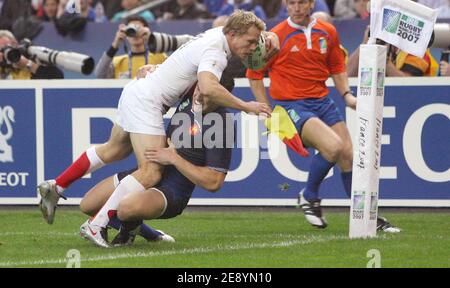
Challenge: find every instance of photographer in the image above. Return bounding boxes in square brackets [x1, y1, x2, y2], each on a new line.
[347, 26, 439, 77]
[0, 30, 63, 79]
[95, 16, 167, 79]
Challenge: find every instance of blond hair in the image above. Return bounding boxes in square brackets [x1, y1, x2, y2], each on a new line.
[223, 10, 266, 36]
[0, 30, 16, 42]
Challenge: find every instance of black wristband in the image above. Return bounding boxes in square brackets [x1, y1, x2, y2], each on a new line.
[342, 90, 354, 97]
[106, 46, 119, 58]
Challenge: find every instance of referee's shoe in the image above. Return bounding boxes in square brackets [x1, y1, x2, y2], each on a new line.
[298, 190, 328, 229]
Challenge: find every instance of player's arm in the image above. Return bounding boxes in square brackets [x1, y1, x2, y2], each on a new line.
[145, 143, 226, 192]
[246, 60, 273, 111]
[198, 71, 271, 116]
[331, 72, 357, 110]
[249, 78, 271, 107]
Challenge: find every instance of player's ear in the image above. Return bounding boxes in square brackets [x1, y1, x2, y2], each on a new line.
[167, 138, 174, 148]
[228, 29, 238, 38]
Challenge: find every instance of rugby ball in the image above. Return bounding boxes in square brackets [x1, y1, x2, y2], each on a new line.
[242, 35, 267, 70]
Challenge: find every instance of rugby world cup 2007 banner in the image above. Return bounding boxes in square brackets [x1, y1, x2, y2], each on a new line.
[0, 78, 448, 207]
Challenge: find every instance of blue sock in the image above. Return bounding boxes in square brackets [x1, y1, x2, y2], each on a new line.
[107, 216, 162, 241]
[107, 216, 121, 230]
[341, 171, 353, 198]
[303, 153, 335, 201]
[139, 224, 162, 241]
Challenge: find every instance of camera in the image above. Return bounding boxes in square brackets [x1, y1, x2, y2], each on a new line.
[3, 39, 94, 75]
[0, 45, 23, 64]
[431, 23, 450, 49]
[125, 24, 140, 37]
[24, 43, 95, 75]
[148, 32, 194, 53]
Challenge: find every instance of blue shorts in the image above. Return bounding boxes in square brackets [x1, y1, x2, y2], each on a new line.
[273, 96, 344, 135]
[154, 183, 190, 219]
[116, 166, 193, 220]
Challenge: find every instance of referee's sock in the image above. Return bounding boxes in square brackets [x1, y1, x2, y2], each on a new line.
[303, 153, 335, 201]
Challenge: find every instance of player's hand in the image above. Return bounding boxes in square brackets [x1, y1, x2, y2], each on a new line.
[262, 31, 280, 62]
[344, 93, 357, 110]
[245, 101, 272, 117]
[112, 24, 127, 49]
[144, 138, 178, 165]
[136, 64, 157, 79]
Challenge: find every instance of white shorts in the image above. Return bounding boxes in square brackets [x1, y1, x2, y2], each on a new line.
[116, 79, 166, 135]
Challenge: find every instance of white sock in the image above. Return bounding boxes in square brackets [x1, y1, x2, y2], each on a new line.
[49, 179, 65, 195]
[90, 175, 145, 228]
[113, 174, 120, 188]
[86, 146, 105, 174]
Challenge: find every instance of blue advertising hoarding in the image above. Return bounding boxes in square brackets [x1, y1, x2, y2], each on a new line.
[0, 89, 37, 200]
[0, 79, 448, 206]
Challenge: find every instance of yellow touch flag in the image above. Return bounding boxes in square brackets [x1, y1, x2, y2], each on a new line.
[264, 105, 309, 157]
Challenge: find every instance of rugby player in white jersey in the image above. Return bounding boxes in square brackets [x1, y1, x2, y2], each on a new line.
[37, 11, 273, 235]
[78, 66, 237, 247]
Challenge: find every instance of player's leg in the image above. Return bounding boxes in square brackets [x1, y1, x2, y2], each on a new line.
[38, 124, 132, 224]
[82, 134, 166, 247]
[128, 133, 166, 188]
[118, 188, 167, 221]
[47, 124, 132, 195]
[89, 133, 166, 228]
[111, 188, 175, 246]
[80, 176, 116, 217]
[79, 171, 169, 241]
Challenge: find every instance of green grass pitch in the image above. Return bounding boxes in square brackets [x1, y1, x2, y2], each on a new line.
[0, 208, 448, 268]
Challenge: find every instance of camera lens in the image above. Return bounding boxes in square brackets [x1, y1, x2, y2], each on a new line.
[125, 24, 139, 37]
[148, 32, 194, 53]
[4, 47, 21, 63]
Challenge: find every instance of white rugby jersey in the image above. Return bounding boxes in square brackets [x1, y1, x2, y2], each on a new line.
[134, 27, 232, 107]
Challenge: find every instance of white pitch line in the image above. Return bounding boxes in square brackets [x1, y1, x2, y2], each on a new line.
[0, 234, 390, 267]
[0, 232, 77, 237]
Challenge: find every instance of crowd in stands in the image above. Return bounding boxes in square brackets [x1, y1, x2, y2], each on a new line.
[0, 0, 373, 27]
[0, 0, 448, 27]
[0, 0, 448, 79]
